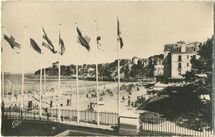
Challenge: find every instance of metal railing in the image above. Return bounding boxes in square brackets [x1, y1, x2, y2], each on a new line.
[2, 107, 213, 136]
[139, 118, 213, 136]
[2, 107, 118, 126]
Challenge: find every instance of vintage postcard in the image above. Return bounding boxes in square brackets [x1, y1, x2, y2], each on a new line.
[1, 1, 214, 136]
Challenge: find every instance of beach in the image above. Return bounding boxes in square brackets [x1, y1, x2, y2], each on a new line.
[2, 76, 147, 113]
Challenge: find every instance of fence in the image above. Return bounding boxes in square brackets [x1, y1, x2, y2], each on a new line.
[140, 118, 213, 136]
[2, 107, 213, 136]
[2, 107, 118, 126]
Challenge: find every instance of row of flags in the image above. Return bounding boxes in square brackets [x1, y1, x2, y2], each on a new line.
[3, 19, 124, 56]
[3, 18, 124, 121]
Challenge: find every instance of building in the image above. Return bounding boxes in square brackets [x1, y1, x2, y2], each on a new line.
[139, 58, 149, 67]
[147, 54, 164, 77]
[153, 55, 164, 77]
[163, 41, 201, 79]
[154, 64, 164, 77]
[132, 57, 139, 65]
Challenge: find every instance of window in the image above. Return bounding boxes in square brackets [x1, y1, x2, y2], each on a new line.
[178, 63, 181, 69]
[178, 70, 181, 75]
[178, 55, 182, 62]
[187, 63, 189, 67]
[187, 55, 189, 59]
[193, 55, 196, 59]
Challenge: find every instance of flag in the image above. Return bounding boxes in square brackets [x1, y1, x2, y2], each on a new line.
[42, 28, 57, 54]
[4, 34, 21, 49]
[59, 31, 65, 55]
[76, 27, 90, 51]
[117, 18, 124, 48]
[30, 38, 42, 54]
[42, 42, 57, 54]
[119, 37, 123, 48]
[96, 36, 102, 50]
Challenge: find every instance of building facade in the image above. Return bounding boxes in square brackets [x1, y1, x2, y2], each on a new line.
[147, 54, 164, 77]
[163, 41, 201, 79]
[154, 64, 164, 77]
[132, 57, 139, 65]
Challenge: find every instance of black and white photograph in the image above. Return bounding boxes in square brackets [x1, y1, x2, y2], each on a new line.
[1, 1, 214, 136]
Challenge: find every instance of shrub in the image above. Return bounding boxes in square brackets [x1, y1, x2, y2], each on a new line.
[63, 116, 70, 120]
[139, 112, 164, 124]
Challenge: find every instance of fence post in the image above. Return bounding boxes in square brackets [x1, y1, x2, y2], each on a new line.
[47, 112, 49, 121]
[116, 112, 118, 125]
[111, 112, 113, 125]
[1, 103, 4, 120]
[108, 112, 110, 125]
[61, 109, 63, 122]
[34, 112, 35, 120]
[85, 110, 87, 123]
[56, 108, 57, 121]
[21, 109, 23, 120]
[161, 118, 163, 135]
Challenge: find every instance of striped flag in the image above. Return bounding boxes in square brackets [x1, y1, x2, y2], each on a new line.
[42, 28, 57, 54]
[76, 27, 90, 51]
[4, 34, 21, 49]
[117, 18, 124, 48]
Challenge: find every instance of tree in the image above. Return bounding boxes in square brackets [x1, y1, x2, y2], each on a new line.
[191, 38, 212, 73]
[130, 60, 144, 78]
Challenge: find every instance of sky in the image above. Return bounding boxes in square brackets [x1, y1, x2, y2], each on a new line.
[1, 1, 213, 73]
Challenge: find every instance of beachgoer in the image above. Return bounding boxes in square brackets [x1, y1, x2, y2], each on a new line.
[128, 99, 131, 106]
[67, 99, 69, 106]
[50, 100, 53, 108]
[61, 115, 63, 121]
[128, 95, 130, 99]
[122, 96, 125, 100]
[131, 102, 134, 106]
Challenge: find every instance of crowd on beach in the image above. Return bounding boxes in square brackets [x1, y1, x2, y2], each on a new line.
[2, 79, 184, 114]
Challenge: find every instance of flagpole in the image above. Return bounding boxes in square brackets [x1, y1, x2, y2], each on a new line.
[1, 27, 5, 100]
[39, 63, 42, 117]
[58, 24, 62, 122]
[117, 18, 120, 116]
[75, 23, 80, 123]
[21, 26, 27, 111]
[75, 63, 80, 123]
[43, 68, 46, 92]
[58, 59, 61, 121]
[38, 26, 44, 118]
[21, 58, 25, 110]
[94, 20, 100, 126]
[94, 20, 100, 125]
[1, 67, 4, 99]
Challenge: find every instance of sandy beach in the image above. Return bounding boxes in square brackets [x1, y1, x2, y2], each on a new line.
[2, 77, 147, 113]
